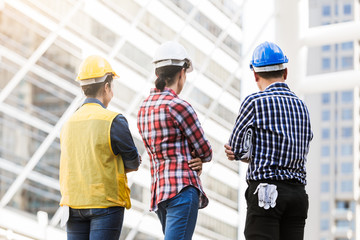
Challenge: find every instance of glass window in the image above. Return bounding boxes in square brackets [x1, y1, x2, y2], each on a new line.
[33, 0, 74, 20]
[321, 45, 331, 51]
[0, 57, 20, 90]
[341, 91, 353, 103]
[39, 39, 81, 83]
[320, 219, 330, 231]
[336, 200, 350, 210]
[335, 4, 338, 15]
[223, 35, 241, 57]
[321, 146, 330, 157]
[112, 80, 136, 106]
[340, 180, 352, 192]
[0, 7, 47, 59]
[343, 4, 352, 15]
[341, 56, 353, 69]
[321, 201, 329, 213]
[206, 60, 231, 86]
[119, 42, 152, 75]
[322, 5, 331, 16]
[180, 39, 207, 71]
[321, 181, 330, 192]
[321, 163, 330, 175]
[214, 103, 237, 125]
[8, 73, 74, 125]
[322, 93, 331, 104]
[341, 41, 353, 50]
[341, 108, 352, 120]
[341, 144, 352, 156]
[341, 162, 353, 174]
[100, 0, 141, 21]
[322, 58, 331, 70]
[336, 220, 350, 229]
[193, 12, 222, 39]
[322, 110, 330, 121]
[169, 0, 193, 14]
[197, 212, 238, 239]
[322, 128, 330, 139]
[189, 87, 213, 109]
[230, 77, 241, 94]
[341, 127, 352, 138]
[89, 18, 118, 47]
[335, 57, 338, 70]
[140, 12, 176, 40]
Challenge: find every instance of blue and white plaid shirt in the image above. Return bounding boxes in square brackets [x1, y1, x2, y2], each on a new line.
[229, 82, 313, 184]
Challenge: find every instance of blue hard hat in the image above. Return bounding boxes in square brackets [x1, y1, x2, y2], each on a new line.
[249, 41, 288, 72]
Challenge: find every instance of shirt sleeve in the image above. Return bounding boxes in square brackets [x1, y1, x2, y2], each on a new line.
[169, 100, 212, 162]
[229, 96, 254, 160]
[110, 114, 141, 170]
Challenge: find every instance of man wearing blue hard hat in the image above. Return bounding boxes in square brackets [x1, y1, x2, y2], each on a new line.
[224, 41, 313, 240]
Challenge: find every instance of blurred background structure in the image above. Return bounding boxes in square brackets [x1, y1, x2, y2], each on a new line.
[0, 0, 359, 239]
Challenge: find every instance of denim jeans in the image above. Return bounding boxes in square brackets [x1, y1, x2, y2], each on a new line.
[156, 186, 199, 240]
[67, 206, 124, 240]
[244, 180, 309, 240]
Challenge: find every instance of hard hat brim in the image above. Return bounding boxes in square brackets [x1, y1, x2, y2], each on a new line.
[154, 59, 193, 73]
[77, 73, 118, 86]
[250, 63, 287, 72]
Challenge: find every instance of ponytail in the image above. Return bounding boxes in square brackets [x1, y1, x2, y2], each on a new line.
[155, 76, 166, 91]
[155, 65, 183, 91]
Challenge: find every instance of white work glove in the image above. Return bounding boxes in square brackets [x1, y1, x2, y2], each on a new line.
[60, 205, 70, 228]
[253, 183, 278, 210]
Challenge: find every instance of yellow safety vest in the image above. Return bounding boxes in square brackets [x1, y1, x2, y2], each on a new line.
[59, 103, 131, 209]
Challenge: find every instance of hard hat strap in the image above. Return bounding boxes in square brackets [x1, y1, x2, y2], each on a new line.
[252, 63, 287, 72]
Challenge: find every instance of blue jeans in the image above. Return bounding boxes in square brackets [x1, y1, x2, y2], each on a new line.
[67, 206, 124, 240]
[156, 186, 199, 240]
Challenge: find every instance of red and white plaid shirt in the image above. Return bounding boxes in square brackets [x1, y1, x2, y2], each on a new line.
[137, 88, 212, 211]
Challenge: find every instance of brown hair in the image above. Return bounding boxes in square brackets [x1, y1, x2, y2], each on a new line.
[81, 75, 113, 97]
[256, 69, 286, 79]
[154, 62, 190, 91]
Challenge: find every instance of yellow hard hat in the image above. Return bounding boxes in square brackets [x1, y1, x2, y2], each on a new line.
[76, 55, 119, 85]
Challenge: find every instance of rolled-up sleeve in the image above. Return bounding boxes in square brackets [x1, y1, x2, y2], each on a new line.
[111, 114, 141, 170]
[229, 96, 254, 160]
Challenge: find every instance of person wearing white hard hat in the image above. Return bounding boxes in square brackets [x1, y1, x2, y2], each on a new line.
[224, 42, 313, 239]
[137, 41, 212, 240]
[59, 55, 141, 239]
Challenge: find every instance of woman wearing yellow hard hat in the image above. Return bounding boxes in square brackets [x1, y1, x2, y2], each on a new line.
[59, 55, 141, 239]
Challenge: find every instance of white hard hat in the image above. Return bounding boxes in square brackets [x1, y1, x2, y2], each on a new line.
[153, 41, 193, 72]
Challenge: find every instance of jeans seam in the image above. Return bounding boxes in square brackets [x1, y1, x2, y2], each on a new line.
[180, 188, 195, 240]
[78, 209, 86, 220]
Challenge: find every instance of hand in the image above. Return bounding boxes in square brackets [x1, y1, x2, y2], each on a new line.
[189, 151, 202, 176]
[224, 144, 235, 161]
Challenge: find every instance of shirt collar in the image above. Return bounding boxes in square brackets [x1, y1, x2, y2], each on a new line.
[83, 98, 106, 109]
[264, 82, 289, 91]
[150, 87, 178, 97]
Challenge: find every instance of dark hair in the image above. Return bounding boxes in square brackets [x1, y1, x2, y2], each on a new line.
[81, 75, 113, 97]
[155, 62, 189, 91]
[256, 69, 286, 79]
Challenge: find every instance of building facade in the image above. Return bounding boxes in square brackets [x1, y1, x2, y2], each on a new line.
[0, 0, 243, 239]
[305, 0, 360, 239]
[306, 89, 360, 240]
